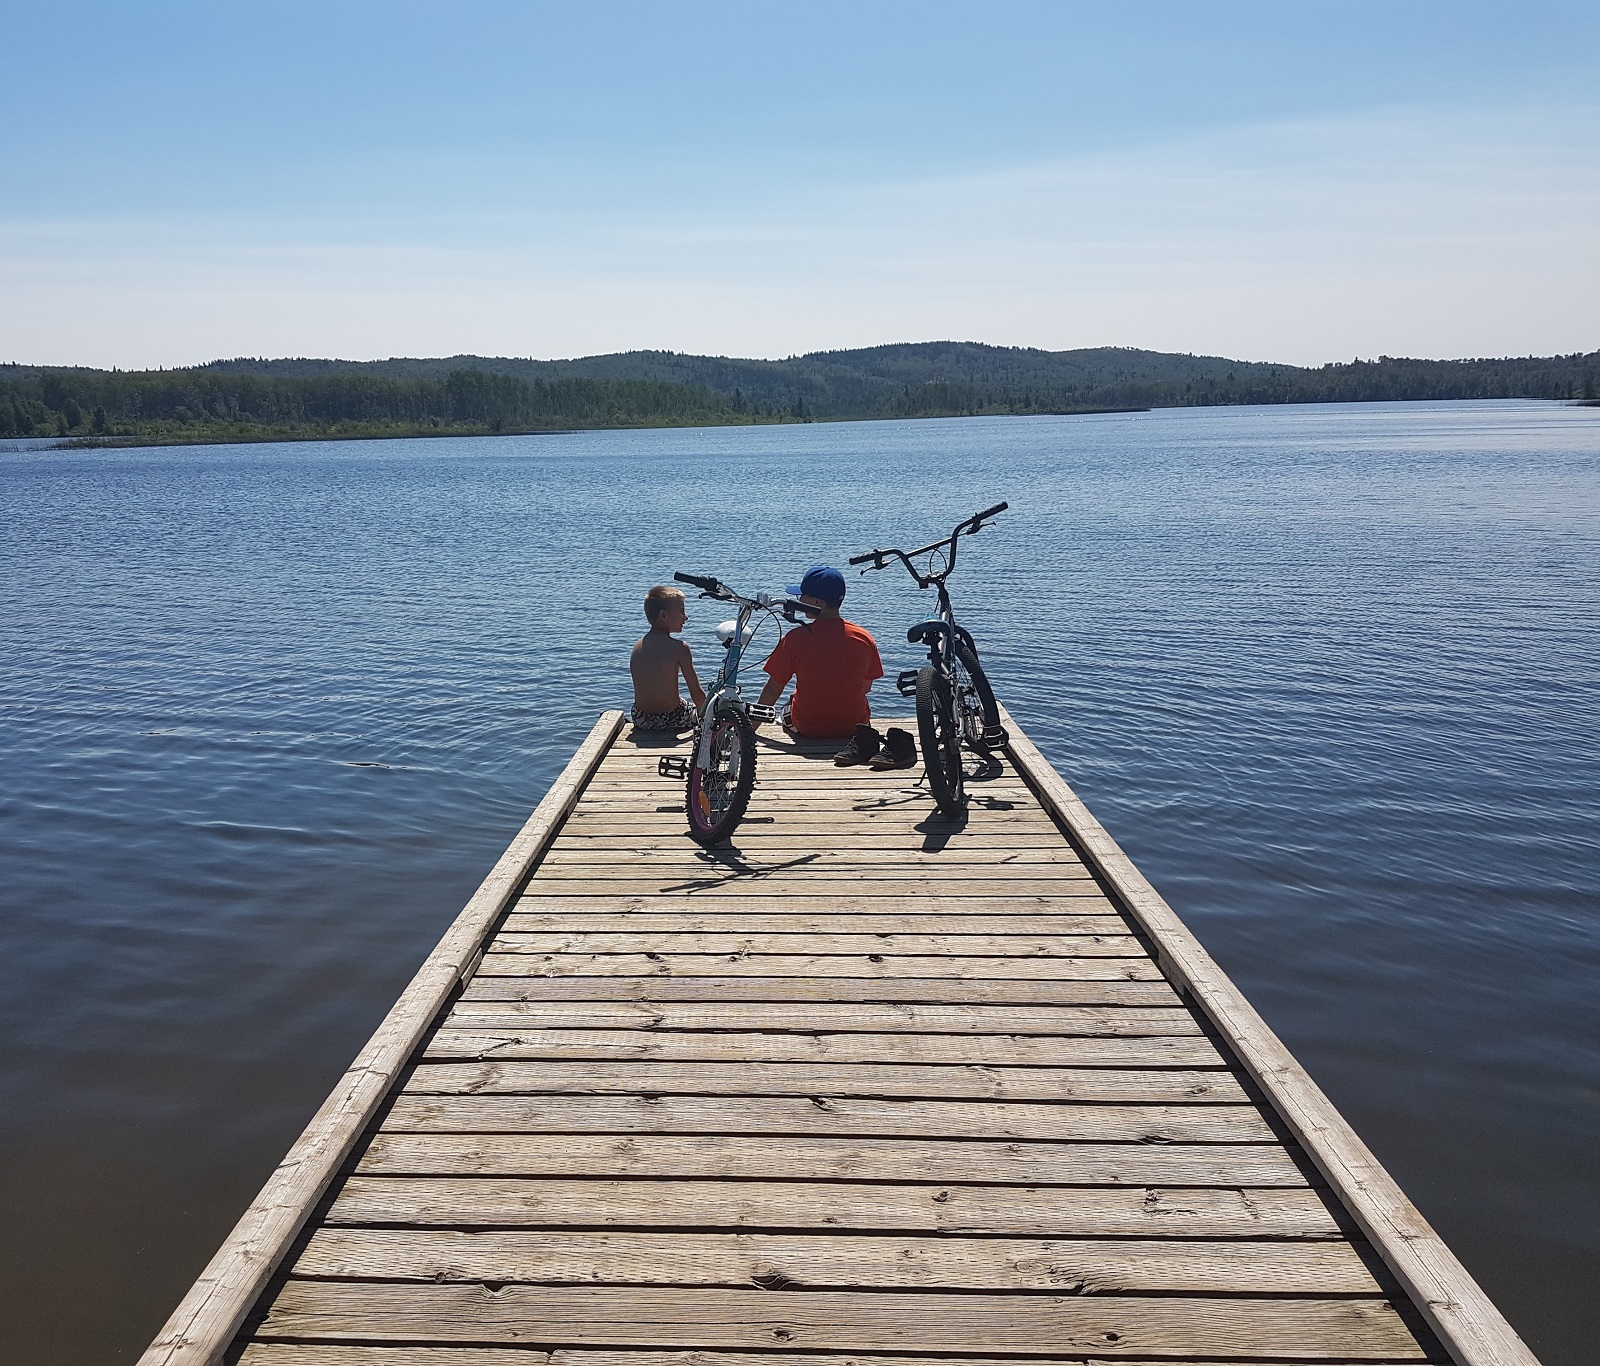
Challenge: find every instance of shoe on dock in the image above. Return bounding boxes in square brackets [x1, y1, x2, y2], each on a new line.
[868, 726, 917, 770]
[833, 723, 881, 765]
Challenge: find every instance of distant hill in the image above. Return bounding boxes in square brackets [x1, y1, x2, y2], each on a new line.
[2, 341, 1596, 445]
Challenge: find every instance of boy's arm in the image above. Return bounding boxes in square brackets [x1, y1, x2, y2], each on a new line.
[679, 643, 707, 709]
[753, 635, 793, 723]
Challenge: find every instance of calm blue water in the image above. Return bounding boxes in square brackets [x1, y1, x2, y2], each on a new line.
[2, 402, 1597, 1363]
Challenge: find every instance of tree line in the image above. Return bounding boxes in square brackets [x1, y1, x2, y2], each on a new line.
[0, 367, 753, 441]
[2, 345, 1595, 444]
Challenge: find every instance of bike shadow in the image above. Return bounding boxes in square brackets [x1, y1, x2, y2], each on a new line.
[657, 849, 823, 891]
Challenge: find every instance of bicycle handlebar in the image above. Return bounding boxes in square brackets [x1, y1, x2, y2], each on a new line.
[674, 571, 725, 596]
[849, 501, 1008, 585]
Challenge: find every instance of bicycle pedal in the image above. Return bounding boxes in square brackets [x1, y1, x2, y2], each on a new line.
[746, 702, 776, 723]
[895, 668, 920, 697]
[657, 756, 690, 780]
[982, 726, 1010, 748]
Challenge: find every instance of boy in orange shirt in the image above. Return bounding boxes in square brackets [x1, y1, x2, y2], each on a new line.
[756, 565, 912, 767]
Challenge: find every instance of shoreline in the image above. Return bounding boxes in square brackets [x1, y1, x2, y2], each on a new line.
[17, 406, 1151, 452]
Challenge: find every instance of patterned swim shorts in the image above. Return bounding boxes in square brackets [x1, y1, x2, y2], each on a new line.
[630, 703, 699, 733]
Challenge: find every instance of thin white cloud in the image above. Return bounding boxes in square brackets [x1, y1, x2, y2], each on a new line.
[2, 103, 1595, 367]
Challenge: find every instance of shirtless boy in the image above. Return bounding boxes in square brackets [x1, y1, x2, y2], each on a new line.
[630, 585, 707, 732]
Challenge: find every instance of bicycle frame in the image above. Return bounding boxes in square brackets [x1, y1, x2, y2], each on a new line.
[851, 505, 1009, 806]
[850, 502, 1005, 697]
[696, 592, 773, 765]
[658, 572, 807, 782]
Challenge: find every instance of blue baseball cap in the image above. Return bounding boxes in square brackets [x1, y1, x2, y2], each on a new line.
[787, 564, 846, 605]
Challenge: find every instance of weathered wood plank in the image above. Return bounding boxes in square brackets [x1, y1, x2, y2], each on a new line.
[563, 813, 1067, 833]
[379, 1094, 1273, 1142]
[476, 952, 1160, 981]
[457, 979, 1183, 1007]
[398, 1060, 1244, 1103]
[488, 931, 1143, 956]
[290, 1227, 1384, 1294]
[577, 784, 1033, 801]
[420, 1028, 1227, 1067]
[326, 1175, 1348, 1235]
[444, 999, 1198, 1032]
[137, 712, 630, 1366]
[1001, 706, 1534, 1366]
[527, 869, 1101, 886]
[513, 891, 1120, 911]
[253, 1283, 1429, 1358]
[355, 1134, 1312, 1185]
[558, 831, 1077, 847]
[523, 881, 1107, 900]
[499, 912, 1131, 934]
[240, 1349, 1402, 1366]
[537, 847, 1092, 866]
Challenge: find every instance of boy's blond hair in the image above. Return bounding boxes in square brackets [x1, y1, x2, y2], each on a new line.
[644, 584, 685, 624]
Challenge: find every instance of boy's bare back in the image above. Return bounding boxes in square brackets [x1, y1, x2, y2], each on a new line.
[630, 585, 707, 722]
[630, 630, 698, 712]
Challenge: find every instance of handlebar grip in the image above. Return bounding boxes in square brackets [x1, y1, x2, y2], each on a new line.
[847, 550, 878, 566]
[674, 571, 721, 593]
[972, 501, 1008, 523]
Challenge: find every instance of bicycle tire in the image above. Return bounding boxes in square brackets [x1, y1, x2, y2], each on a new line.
[952, 640, 1006, 751]
[686, 708, 757, 845]
[916, 664, 967, 814]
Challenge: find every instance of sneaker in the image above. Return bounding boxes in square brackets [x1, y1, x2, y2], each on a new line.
[868, 726, 918, 770]
[833, 723, 882, 766]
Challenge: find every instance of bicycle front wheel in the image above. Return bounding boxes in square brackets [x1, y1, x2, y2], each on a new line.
[686, 709, 757, 845]
[916, 665, 967, 815]
[952, 640, 1006, 751]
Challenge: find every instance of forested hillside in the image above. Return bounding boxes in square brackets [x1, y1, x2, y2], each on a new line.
[3, 342, 1595, 445]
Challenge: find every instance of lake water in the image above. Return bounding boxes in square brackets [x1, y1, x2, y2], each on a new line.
[2, 401, 1597, 1364]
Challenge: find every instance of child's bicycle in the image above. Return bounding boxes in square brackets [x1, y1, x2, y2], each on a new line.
[850, 502, 1009, 815]
[656, 571, 810, 846]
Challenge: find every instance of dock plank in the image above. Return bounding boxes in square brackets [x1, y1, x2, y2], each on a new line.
[396, 1060, 1244, 1101]
[355, 1134, 1313, 1185]
[445, 998, 1199, 1029]
[454, 982, 1188, 1008]
[241, 1351, 1406, 1366]
[253, 1283, 1431, 1358]
[290, 1227, 1385, 1293]
[378, 1094, 1273, 1142]
[489, 930, 1142, 954]
[475, 952, 1161, 980]
[420, 1028, 1227, 1067]
[325, 1176, 1351, 1235]
[498, 912, 1132, 933]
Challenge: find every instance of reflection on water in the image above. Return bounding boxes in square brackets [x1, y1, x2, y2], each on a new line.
[2, 401, 1597, 1363]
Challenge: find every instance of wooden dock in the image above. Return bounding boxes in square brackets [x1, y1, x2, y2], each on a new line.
[141, 709, 1537, 1366]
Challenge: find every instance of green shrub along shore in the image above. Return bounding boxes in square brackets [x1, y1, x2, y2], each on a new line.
[2, 341, 1596, 447]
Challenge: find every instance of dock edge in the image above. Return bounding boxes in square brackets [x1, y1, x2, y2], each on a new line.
[998, 702, 1539, 1366]
[136, 709, 627, 1366]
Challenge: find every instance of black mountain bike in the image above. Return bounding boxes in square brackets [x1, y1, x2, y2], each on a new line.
[850, 502, 1009, 815]
[657, 572, 810, 845]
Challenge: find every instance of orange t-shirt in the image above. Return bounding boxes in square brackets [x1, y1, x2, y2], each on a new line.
[763, 616, 884, 738]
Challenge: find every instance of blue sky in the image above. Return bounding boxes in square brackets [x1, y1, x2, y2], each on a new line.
[3, 1, 1596, 367]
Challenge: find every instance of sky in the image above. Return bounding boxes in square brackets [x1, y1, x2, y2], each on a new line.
[3, 0, 1597, 369]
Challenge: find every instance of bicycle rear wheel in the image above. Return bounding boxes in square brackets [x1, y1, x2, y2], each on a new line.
[916, 665, 967, 814]
[952, 640, 1006, 751]
[686, 709, 757, 845]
